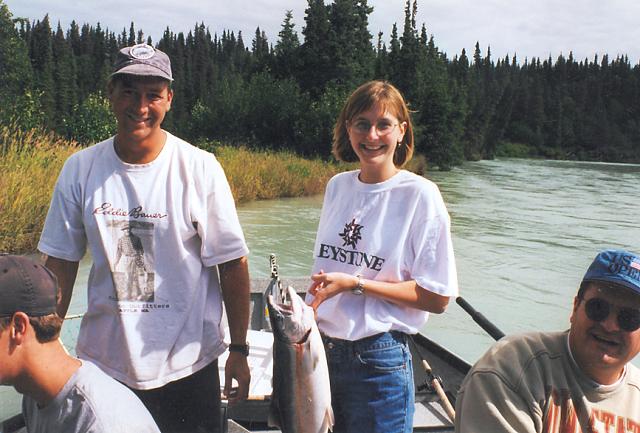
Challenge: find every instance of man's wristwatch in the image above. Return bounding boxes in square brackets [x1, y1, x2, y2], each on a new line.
[228, 342, 250, 356]
[352, 274, 365, 295]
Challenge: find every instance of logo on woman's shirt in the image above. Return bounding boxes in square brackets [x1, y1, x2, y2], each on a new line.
[317, 218, 385, 271]
[339, 218, 363, 248]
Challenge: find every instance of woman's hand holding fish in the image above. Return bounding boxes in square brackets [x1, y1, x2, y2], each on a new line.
[308, 271, 358, 310]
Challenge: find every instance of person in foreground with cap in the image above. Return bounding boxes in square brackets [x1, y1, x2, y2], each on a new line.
[0, 255, 160, 433]
[455, 249, 640, 432]
[38, 43, 251, 432]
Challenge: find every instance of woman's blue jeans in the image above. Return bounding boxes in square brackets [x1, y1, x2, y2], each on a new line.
[322, 331, 415, 433]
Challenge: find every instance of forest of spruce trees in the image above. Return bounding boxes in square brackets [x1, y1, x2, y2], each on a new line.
[1, 0, 639, 169]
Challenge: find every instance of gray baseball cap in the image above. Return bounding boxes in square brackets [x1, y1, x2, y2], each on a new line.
[111, 43, 173, 81]
[0, 255, 59, 317]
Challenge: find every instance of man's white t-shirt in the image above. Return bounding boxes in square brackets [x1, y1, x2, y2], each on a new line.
[38, 132, 249, 389]
[307, 170, 458, 340]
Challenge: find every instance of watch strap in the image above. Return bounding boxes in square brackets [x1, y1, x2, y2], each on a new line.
[228, 343, 250, 356]
[352, 274, 365, 295]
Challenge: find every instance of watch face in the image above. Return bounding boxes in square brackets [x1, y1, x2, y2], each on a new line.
[352, 275, 364, 295]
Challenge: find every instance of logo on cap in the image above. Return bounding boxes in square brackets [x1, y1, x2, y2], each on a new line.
[111, 43, 173, 81]
[583, 249, 640, 296]
[130, 44, 156, 60]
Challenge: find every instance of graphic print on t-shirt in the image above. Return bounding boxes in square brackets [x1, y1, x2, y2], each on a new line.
[109, 220, 155, 302]
[317, 217, 386, 271]
[339, 218, 363, 248]
[542, 387, 640, 433]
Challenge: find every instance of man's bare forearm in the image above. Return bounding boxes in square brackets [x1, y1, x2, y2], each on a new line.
[44, 255, 79, 319]
[219, 256, 250, 344]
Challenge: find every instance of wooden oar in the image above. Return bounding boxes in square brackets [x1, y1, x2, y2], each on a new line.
[421, 358, 456, 423]
[456, 296, 505, 341]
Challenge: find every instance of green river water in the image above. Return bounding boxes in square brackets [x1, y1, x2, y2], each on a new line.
[2, 158, 639, 419]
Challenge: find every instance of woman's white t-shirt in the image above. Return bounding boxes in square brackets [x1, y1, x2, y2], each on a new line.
[307, 169, 458, 341]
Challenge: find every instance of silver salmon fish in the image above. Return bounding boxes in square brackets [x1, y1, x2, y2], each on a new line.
[266, 284, 334, 433]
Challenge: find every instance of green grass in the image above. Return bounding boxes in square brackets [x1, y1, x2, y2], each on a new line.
[212, 145, 349, 202]
[0, 126, 78, 254]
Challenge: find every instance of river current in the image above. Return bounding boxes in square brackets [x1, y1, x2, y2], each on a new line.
[1, 158, 639, 419]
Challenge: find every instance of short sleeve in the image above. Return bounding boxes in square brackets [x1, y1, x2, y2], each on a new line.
[195, 156, 249, 267]
[410, 186, 458, 297]
[38, 158, 87, 261]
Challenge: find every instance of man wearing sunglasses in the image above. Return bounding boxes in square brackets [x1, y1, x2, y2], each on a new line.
[455, 249, 640, 433]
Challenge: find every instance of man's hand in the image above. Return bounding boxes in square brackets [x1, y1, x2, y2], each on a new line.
[223, 352, 251, 404]
[218, 256, 251, 404]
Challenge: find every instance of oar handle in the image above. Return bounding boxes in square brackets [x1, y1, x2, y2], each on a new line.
[456, 296, 505, 341]
[421, 359, 456, 423]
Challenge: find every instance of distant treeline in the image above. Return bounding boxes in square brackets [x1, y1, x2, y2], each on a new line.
[1, 0, 639, 168]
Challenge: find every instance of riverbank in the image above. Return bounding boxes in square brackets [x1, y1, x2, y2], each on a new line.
[201, 142, 346, 202]
[0, 127, 348, 254]
[1, 124, 432, 254]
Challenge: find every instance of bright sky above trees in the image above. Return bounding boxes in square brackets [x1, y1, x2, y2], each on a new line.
[5, 0, 640, 65]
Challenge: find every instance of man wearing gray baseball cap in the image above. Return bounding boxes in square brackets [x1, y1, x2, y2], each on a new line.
[455, 249, 640, 433]
[0, 255, 160, 432]
[38, 43, 251, 432]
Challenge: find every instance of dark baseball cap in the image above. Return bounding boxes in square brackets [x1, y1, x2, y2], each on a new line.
[111, 43, 173, 81]
[0, 255, 59, 317]
[582, 249, 640, 296]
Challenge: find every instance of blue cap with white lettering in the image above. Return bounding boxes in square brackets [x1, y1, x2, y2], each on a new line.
[582, 249, 640, 296]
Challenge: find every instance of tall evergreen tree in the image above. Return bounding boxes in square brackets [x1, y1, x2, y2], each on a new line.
[374, 31, 388, 78]
[127, 22, 136, 46]
[274, 10, 300, 79]
[412, 17, 462, 169]
[386, 23, 400, 80]
[298, 0, 332, 95]
[29, 15, 56, 127]
[0, 1, 33, 102]
[0, 1, 37, 132]
[251, 27, 270, 72]
[52, 22, 78, 131]
[326, 0, 374, 88]
[92, 22, 112, 92]
[394, 0, 419, 98]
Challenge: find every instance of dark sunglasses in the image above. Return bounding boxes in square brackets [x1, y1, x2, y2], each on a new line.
[583, 297, 640, 332]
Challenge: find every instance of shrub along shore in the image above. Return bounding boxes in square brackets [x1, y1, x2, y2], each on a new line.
[0, 126, 351, 254]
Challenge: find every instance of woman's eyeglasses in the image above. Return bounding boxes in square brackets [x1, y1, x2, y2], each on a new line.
[349, 120, 398, 136]
[583, 297, 640, 332]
